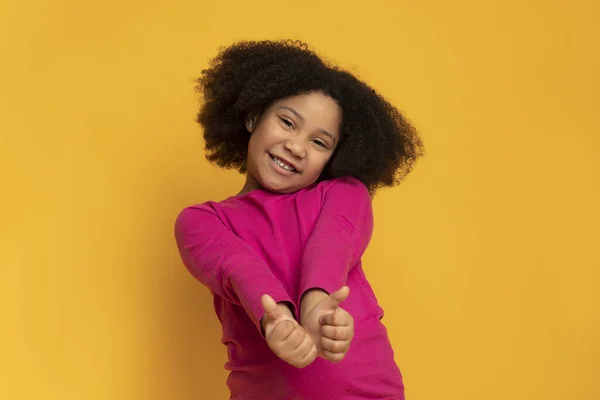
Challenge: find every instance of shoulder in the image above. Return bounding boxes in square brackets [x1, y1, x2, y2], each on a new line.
[303, 177, 371, 211]
[320, 176, 371, 201]
[175, 191, 271, 229]
[175, 201, 221, 229]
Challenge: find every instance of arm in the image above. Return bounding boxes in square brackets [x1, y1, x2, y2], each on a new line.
[296, 178, 371, 362]
[174, 204, 296, 332]
[298, 177, 374, 303]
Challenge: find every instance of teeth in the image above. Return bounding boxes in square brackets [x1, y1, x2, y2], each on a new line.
[273, 156, 296, 172]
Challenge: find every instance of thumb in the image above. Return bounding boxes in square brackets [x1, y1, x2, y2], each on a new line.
[261, 294, 281, 320]
[324, 286, 350, 310]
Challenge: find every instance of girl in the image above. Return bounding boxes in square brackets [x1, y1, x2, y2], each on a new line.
[175, 40, 424, 400]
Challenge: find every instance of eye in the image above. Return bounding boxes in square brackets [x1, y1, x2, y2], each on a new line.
[313, 139, 328, 149]
[279, 117, 294, 128]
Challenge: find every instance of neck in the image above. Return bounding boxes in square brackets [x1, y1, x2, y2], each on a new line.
[237, 174, 261, 196]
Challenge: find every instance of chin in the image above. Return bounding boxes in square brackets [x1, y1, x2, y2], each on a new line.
[262, 183, 297, 194]
[257, 177, 298, 194]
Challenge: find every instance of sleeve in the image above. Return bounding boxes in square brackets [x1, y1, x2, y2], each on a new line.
[297, 177, 374, 302]
[174, 204, 296, 332]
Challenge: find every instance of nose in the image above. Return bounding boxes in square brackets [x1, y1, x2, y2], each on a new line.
[284, 137, 307, 159]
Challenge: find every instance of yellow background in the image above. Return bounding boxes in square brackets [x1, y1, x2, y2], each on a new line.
[1, 0, 599, 399]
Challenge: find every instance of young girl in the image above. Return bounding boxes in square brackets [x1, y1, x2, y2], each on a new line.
[175, 40, 424, 400]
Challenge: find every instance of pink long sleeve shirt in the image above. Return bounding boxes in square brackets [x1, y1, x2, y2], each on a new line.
[175, 177, 404, 400]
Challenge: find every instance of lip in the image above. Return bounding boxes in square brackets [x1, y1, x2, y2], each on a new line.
[269, 153, 300, 173]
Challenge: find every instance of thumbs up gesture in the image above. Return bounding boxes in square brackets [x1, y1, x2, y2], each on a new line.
[260, 295, 318, 368]
[300, 286, 355, 363]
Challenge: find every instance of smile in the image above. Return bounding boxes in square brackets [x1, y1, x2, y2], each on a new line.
[270, 154, 297, 173]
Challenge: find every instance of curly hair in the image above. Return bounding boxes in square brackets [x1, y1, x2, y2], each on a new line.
[195, 39, 424, 194]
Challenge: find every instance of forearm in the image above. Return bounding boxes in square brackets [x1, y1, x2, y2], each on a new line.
[298, 238, 355, 299]
[297, 178, 374, 304]
[175, 205, 296, 330]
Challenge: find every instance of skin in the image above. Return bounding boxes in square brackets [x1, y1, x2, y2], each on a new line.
[243, 91, 355, 368]
[298, 287, 354, 363]
[261, 288, 355, 368]
[239, 91, 341, 196]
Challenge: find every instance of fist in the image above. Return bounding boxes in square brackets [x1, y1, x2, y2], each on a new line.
[300, 286, 355, 363]
[261, 294, 318, 368]
[318, 306, 354, 363]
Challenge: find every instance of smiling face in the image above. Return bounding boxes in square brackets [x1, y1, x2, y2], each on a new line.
[241, 91, 342, 194]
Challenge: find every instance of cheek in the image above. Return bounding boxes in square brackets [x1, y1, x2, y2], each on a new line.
[249, 125, 278, 151]
[247, 133, 265, 160]
[244, 139, 261, 175]
[307, 154, 333, 177]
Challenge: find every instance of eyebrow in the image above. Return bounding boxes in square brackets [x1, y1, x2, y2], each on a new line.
[277, 106, 337, 143]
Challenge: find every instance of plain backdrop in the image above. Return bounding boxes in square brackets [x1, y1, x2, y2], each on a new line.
[1, 0, 599, 399]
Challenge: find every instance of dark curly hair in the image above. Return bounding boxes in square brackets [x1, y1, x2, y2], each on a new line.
[195, 39, 424, 194]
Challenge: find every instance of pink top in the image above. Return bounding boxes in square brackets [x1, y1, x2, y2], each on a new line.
[175, 177, 404, 400]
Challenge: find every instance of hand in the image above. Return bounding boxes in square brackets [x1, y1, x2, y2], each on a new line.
[261, 294, 318, 368]
[300, 286, 354, 363]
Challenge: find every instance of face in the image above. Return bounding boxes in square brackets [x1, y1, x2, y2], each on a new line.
[244, 91, 342, 194]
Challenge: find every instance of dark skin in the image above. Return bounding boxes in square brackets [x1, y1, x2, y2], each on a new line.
[242, 91, 354, 367]
[196, 39, 424, 368]
[238, 92, 342, 196]
[261, 287, 354, 367]
[260, 295, 317, 368]
[196, 39, 425, 196]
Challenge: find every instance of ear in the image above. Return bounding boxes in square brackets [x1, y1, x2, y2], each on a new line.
[245, 116, 257, 133]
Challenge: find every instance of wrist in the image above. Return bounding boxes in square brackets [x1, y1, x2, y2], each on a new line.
[300, 288, 328, 322]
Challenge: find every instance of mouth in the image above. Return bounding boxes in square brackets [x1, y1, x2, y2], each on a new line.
[269, 154, 299, 173]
